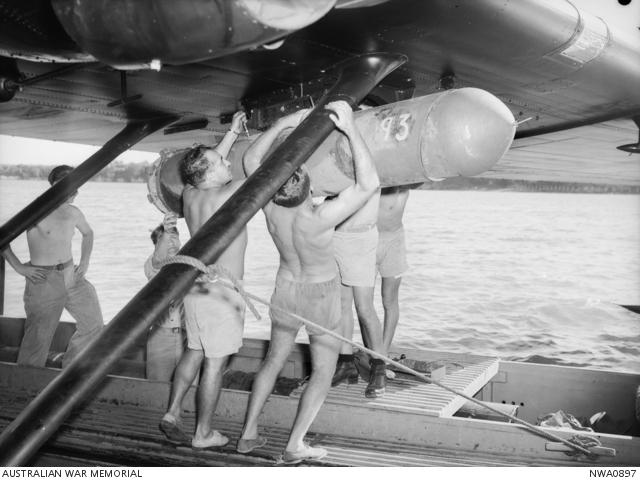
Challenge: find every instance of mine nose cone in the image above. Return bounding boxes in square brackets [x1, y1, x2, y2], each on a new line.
[240, 0, 337, 30]
[422, 88, 516, 179]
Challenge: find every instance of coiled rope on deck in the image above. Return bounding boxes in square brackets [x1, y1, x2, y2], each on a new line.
[159, 254, 601, 459]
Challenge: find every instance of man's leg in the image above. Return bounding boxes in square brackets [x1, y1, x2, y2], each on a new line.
[331, 286, 359, 386]
[192, 355, 229, 447]
[240, 325, 296, 442]
[338, 285, 355, 354]
[166, 348, 203, 418]
[352, 286, 386, 397]
[64, 274, 104, 366]
[352, 286, 383, 353]
[286, 333, 341, 452]
[147, 326, 182, 382]
[159, 347, 203, 442]
[19, 274, 65, 367]
[381, 276, 402, 353]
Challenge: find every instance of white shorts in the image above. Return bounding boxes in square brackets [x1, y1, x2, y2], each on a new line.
[333, 225, 378, 287]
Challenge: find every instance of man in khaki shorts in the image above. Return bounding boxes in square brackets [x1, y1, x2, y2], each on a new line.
[332, 190, 389, 399]
[238, 101, 379, 463]
[377, 185, 414, 352]
[159, 111, 248, 449]
[333, 184, 417, 387]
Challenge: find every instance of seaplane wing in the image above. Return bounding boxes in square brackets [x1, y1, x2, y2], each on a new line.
[481, 119, 640, 185]
[0, 0, 639, 184]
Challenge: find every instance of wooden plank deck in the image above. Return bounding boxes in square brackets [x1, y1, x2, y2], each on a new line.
[2, 346, 638, 467]
[2, 360, 638, 466]
[0, 386, 588, 467]
[303, 355, 499, 417]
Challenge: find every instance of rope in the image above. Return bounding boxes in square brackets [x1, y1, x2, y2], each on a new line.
[159, 254, 598, 458]
[564, 435, 602, 459]
[157, 255, 261, 320]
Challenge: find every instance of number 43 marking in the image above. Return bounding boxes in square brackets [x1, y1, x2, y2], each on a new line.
[380, 113, 411, 142]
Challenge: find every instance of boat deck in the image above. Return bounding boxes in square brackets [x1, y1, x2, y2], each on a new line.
[310, 351, 499, 417]
[0, 385, 587, 467]
[0, 346, 614, 467]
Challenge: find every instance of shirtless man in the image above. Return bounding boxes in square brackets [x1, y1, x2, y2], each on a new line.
[1, 165, 103, 367]
[334, 185, 416, 383]
[159, 111, 247, 449]
[237, 101, 379, 464]
[377, 185, 415, 352]
[332, 187, 385, 397]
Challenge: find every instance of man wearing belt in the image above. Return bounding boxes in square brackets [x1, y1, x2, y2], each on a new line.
[1, 165, 104, 368]
[144, 213, 185, 381]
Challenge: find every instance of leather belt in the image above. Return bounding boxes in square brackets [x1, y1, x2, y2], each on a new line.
[32, 259, 73, 271]
[158, 326, 182, 333]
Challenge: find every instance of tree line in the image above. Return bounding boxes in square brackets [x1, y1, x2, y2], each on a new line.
[0, 162, 151, 183]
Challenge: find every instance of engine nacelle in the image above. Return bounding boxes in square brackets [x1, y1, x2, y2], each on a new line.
[50, 0, 337, 68]
[148, 88, 515, 215]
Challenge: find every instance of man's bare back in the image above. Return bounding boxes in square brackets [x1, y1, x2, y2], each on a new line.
[264, 199, 336, 283]
[238, 101, 380, 459]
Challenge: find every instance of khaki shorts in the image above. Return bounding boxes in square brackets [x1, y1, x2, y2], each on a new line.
[333, 225, 378, 287]
[183, 282, 245, 358]
[269, 275, 341, 337]
[376, 227, 409, 278]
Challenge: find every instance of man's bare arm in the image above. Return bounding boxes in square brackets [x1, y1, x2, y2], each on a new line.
[243, 109, 309, 177]
[1, 246, 46, 282]
[151, 214, 181, 269]
[215, 111, 247, 158]
[74, 208, 93, 277]
[314, 101, 380, 230]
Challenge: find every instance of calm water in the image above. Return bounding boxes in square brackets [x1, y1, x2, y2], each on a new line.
[1, 179, 638, 372]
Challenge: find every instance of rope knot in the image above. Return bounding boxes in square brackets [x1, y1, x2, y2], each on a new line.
[158, 255, 261, 320]
[565, 434, 602, 459]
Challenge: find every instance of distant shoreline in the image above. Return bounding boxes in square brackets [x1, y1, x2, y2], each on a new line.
[1, 163, 639, 194]
[419, 177, 640, 194]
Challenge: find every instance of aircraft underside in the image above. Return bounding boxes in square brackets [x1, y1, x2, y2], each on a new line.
[0, 0, 639, 465]
[0, 0, 639, 144]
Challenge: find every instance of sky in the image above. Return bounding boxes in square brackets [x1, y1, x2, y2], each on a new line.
[0, 134, 156, 166]
[0, 0, 638, 167]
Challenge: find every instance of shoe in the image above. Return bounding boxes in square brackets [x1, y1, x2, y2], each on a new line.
[365, 360, 387, 398]
[236, 436, 267, 454]
[192, 430, 229, 449]
[331, 361, 359, 387]
[159, 413, 191, 444]
[283, 444, 328, 465]
[353, 352, 371, 380]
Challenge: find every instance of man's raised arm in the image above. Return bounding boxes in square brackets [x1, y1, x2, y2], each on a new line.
[243, 109, 309, 177]
[215, 111, 247, 158]
[314, 101, 380, 229]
